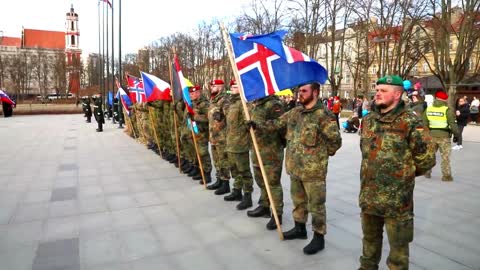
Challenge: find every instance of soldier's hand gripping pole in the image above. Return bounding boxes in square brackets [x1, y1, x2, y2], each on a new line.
[189, 118, 207, 189]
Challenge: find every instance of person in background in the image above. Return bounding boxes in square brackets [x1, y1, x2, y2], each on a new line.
[332, 97, 342, 128]
[469, 97, 479, 124]
[423, 91, 459, 181]
[453, 97, 469, 150]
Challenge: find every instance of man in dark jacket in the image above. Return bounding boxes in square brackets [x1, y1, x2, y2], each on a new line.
[453, 97, 469, 150]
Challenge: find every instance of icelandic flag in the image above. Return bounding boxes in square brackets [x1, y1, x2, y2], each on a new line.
[116, 87, 133, 117]
[126, 74, 146, 104]
[0, 89, 15, 106]
[173, 55, 194, 115]
[140, 71, 172, 102]
[229, 30, 328, 102]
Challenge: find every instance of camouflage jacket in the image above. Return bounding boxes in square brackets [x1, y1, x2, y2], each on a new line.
[263, 100, 341, 181]
[360, 100, 436, 218]
[191, 96, 209, 141]
[250, 95, 285, 166]
[174, 100, 186, 125]
[208, 91, 229, 145]
[226, 94, 250, 153]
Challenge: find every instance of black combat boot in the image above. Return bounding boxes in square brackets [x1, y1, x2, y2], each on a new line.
[236, 192, 253, 210]
[224, 188, 242, 201]
[266, 214, 282, 230]
[247, 206, 271, 218]
[198, 173, 211, 184]
[167, 154, 177, 163]
[215, 181, 230, 195]
[303, 232, 325, 255]
[207, 178, 222, 190]
[188, 166, 199, 177]
[180, 160, 190, 172]
[283, 221, 307, 240]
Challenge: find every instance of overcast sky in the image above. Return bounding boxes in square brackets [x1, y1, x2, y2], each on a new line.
[0, 0, 250, 57]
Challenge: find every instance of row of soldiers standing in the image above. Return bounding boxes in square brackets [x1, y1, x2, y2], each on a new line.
[124, 78, 341, 256]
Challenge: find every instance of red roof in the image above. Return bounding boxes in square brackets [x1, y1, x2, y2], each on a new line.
[0, 36, 22, 47]
[23, 29, 65, 49]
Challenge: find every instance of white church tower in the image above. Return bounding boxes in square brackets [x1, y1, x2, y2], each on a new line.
[65, 4, 81, 95]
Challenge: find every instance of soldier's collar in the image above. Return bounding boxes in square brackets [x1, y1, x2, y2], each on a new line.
[301, 100, 324, 113]
[374, 100, 406, 122]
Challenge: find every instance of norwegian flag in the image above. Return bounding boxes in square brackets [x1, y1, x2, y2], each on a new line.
[0, 89, 15, 106]
[230, 30, 328, 102]
[126, 74, 146, 104]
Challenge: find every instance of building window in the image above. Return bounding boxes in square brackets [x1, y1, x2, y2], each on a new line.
[423, 63, 429, 72]
[372, 65, 377, 75]
[71, 36, 75, 46]
[71, 21, 74, 31]
[345, 73, 351, 84]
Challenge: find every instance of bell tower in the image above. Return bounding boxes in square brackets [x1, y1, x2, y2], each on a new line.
[65, 4, 81, 96]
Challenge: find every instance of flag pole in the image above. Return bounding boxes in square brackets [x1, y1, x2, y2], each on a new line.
[117, 0, 124, 128]
[172, 49, 207, 188]
[190, 123, 207, 188]
[168, 52, 182, 172]
[97, 1, 101, 99]
[148, 106, 163, 158]
[111, 0, 115, 124]
[221, 24, 283, 240]
[106, 2, 110, 111]
[124, 72, 138, 139]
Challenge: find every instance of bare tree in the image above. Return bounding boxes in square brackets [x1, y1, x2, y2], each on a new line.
[414, 0, 480, 104]
[236, 0, 287, 34]
[53, 51, 66, 97]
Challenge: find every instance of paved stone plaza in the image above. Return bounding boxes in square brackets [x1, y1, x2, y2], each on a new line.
[0, 114, 479, 270]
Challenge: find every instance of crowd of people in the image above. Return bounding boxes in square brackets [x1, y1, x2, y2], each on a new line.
[79, 74, 472, 269]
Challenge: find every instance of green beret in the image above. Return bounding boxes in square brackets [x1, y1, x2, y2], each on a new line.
[376, 75, 403, 86]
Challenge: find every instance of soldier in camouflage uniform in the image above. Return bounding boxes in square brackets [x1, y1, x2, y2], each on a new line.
[162, 100, 178, 163]
[135, 103, 151, 146]
[246, 95, 285, 231]
[206, 79, 231, 195]
[149, 100, 163, 155]
[250, 82, 341, 255]
[176, 99, 197, 177]
[359, 75, 436, 270]
[189, 85, 212, 183]
[224, 80, 254, 210]
[423, 91, 459, 181]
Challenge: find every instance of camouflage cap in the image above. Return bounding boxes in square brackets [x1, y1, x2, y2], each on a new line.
[376, 75, 403, 87]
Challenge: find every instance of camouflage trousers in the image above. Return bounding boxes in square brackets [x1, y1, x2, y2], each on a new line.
[211, 144, 231, 181]
[180, 128, 195, 163]
[359, 213, 413, 270]
[228, 152, 254, 193]
[253, 164, 284, 215]
[290, 176, 326, 234]
[195, 138, 212, 173]
[425, 137, 452, 181]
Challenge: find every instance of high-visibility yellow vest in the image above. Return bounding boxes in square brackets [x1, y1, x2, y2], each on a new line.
[426, 106, 448, 129]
